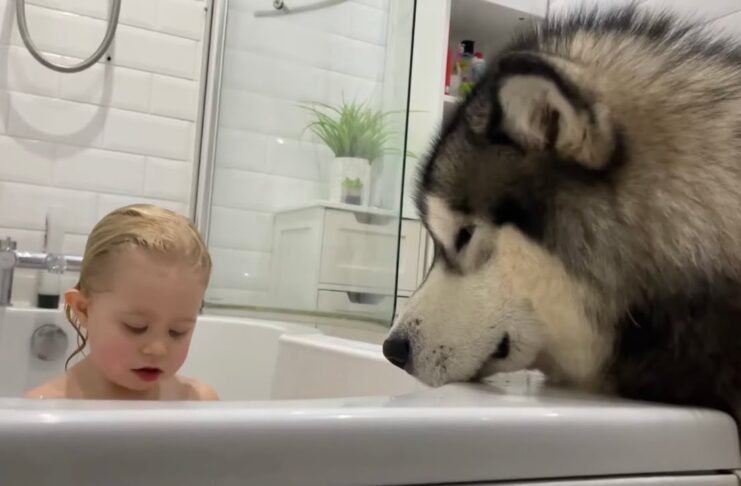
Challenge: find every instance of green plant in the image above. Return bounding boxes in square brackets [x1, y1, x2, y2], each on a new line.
[341, 177, 363, 189]
[299, 100, 413, 162]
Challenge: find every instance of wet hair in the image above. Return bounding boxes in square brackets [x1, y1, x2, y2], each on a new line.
[65, 204, 212, 369]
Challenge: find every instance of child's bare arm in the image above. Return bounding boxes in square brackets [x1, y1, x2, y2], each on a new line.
[194, 381, 220, 401]
[23, 378, 66, 399]
[180, 377, 220, 401]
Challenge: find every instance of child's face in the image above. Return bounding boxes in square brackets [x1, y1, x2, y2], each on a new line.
[71, 249, 207, 392]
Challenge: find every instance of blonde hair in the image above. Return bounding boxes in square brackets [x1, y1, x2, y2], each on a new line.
[65, 204, 212, 369]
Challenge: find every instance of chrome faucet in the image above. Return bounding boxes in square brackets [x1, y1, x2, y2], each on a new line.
[0, 237, 82, 307]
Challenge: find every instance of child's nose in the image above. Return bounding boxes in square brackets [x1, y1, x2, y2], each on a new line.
[141, 340, 167, 357]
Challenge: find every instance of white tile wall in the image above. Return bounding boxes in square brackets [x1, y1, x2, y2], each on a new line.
[276, 0, 388, 45]
[208, 247, 271, 292]
[225, 9, 386, 81]
[207, 0, 393, 305]
[212, 169, 324, 213]
[0, 0, 207, 305]
[0, 182, 98, 234]
[3, 46, 61, 97]
[7, 92, 105, 146]
[209, 206, 274, 252]
[144, 157, 193, 201]
[4, 0, 733, 311]
[157, 0, 207, 40]
[0, 135, 54, 185]
[151, 75, 199, 121]
[0, 91, 8, 133]
[220, 48, 381, 108]
[217, 88, 322, 139]
[96, 193, 187, 221]
[25, 0, 205, 39]
[7, 3, 204, 79]
[102, 108, 194, 160]
[8, 4, 109, 60]
[114, 25, 201, 79]
[54, 147, 147, 195]
[59, 62, 152, 113]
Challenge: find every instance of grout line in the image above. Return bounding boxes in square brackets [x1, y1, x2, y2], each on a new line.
[22, 2, 205, 43]
[0, 179, 189, 206]
[3, 74, 198, 123]
[1, 92, 197, 163]
[223, 44, 385, 83]
[5, 16, 201, 81]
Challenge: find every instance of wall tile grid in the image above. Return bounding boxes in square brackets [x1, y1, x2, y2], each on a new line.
[206, 0, 391, 305]
[207, 0, 737, 305]
[0, 0, 208, 303]
[2, 0, 735, 307]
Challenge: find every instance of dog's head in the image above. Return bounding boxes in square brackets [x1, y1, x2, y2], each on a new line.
[384, 52, 621, 387]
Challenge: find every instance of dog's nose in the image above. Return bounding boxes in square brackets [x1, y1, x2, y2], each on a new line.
[383, 336, 410, 369]
[492, 333, 510, 359]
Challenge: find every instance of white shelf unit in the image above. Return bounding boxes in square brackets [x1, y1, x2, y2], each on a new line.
[443, 0, 546, 123]
[402, 1, 547, 277]
[269, 203, 425, 322]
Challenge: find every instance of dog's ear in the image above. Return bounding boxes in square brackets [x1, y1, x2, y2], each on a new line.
[470, 54, 617, 170]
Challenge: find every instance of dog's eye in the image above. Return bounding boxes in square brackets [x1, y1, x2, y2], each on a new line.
[455, 226, 475, 252]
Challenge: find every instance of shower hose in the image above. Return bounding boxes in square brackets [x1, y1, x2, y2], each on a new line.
[15, 0, 121, 73]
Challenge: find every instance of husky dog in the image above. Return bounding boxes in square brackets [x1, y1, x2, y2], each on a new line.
[384, 4, 741, 420]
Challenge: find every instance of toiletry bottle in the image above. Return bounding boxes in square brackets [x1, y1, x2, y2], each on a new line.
[459, 40, 475, 81]
[37, 206, 66, 309]
[449, 42, 462, 97]
[458, 40, 476, 97]
[445, 46, 453, 95]
[472, 51, 486, 83]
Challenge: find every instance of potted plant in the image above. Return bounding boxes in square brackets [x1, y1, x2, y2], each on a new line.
[299, 100, 400, 206]
[341, 178, 364, 205]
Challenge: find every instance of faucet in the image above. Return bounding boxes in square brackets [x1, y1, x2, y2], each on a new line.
[0, 237, 82, 307]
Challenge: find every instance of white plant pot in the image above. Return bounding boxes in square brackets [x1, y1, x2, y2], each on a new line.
[329, 157, 371, 206]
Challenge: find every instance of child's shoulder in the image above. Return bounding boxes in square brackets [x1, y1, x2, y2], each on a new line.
[23, 375, 68, 399]
[173, 375, 220, 401]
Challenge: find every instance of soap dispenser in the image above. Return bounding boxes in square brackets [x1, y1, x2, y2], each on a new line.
[37, 205, 66, 309]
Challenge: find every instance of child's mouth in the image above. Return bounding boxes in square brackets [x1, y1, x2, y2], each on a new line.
[132, 367, 163, 382]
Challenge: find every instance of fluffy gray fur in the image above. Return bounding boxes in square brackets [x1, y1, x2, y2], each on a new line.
[386, 3, 741, 423]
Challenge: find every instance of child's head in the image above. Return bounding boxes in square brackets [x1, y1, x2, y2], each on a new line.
[65, 204, 212, 392]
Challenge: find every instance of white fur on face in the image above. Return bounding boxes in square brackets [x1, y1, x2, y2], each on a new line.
[390, 196, 611, 388]
[425, 196, 463, 253]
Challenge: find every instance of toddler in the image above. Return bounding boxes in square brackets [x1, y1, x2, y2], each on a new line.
[25, 204, 219, 400]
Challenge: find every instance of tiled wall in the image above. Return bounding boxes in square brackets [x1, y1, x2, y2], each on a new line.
[0, 0, 208, 302]
[5, 0, 737, 308]
[206, 0, 394, 306]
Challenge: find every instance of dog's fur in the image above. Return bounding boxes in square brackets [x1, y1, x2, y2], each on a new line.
[386, 4, 741, 420]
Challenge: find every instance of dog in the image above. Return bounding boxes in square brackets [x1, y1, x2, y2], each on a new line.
[383, 3, 741, 422]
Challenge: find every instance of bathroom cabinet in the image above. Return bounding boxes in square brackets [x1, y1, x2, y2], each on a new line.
[270, 202, 425, 321]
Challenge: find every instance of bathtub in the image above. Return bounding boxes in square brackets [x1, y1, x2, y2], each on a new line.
[0, 307, 739, 485]
[0, 307, 424, 400]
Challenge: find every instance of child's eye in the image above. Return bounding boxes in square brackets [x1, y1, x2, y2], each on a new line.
[169, 329, 189, 338]
[123, 323, 147, 334]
